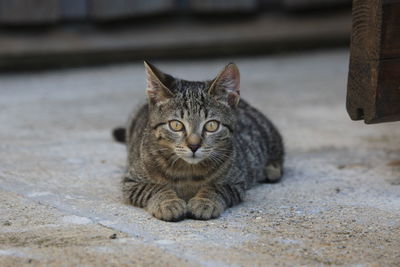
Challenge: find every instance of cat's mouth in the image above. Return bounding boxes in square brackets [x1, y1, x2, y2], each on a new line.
[174, 147, 208, 165]
[180, 153, 204, 165]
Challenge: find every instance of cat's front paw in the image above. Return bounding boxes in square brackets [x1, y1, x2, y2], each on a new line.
[148, 198, 187, 222]
[187, 197, 224, 220]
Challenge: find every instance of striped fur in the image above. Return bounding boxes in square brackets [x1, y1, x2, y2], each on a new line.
[119, 62, 284, 221]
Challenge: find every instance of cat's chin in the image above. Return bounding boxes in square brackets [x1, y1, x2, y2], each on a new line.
[181, 156, 204, 165]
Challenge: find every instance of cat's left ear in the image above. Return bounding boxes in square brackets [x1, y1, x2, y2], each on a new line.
[208, 63, 240, 107]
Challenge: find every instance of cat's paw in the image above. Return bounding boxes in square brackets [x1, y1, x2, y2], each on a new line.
[187, 197, 224, 220]
[148, 198, 187, 222]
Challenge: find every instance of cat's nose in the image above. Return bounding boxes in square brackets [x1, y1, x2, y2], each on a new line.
[187, 134, 201, 153]
[188, 144, 200, 153]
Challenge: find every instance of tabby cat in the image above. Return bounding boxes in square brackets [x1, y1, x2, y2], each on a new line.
[114, 62, 284, 221]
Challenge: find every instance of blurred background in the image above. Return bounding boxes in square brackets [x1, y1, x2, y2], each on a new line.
[0, 0, 352, 70]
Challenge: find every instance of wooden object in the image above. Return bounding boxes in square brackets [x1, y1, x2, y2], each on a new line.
[347, 0, 400, 123]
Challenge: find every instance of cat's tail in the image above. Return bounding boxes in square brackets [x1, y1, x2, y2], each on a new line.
[112, 127, 126, 143]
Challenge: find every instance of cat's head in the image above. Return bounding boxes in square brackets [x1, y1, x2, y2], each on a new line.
[144, 61, 240, 165]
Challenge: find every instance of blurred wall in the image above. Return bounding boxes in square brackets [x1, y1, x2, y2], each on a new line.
[0, 0, 351, 24]
[0, 0, 351, 70]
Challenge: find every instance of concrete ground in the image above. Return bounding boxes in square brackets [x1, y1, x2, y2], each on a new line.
[0, 49, 399, 267]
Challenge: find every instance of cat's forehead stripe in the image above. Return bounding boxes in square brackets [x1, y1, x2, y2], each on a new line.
[170, 79, 211, 120]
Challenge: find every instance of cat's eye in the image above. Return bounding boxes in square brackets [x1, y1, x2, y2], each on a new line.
[204, 120, 220, 132]
[169, 120, 184, 132]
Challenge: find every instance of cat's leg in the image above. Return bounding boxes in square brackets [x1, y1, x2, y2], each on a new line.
[187, 183, 245, 220]
[122, 175, 186, 222]
[264, 160, 283, 183]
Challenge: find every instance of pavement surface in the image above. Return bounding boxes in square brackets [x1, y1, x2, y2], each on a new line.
[1, 49, 399, 266]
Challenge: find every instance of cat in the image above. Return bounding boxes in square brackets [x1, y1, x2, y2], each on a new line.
[114, 61, 284, 222]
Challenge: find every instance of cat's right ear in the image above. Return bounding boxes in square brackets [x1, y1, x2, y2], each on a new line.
[144, 61, 174, 105]
[208, 63, 240, 108]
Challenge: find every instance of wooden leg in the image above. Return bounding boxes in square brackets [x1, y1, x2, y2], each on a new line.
[347, 0, 400, 124]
